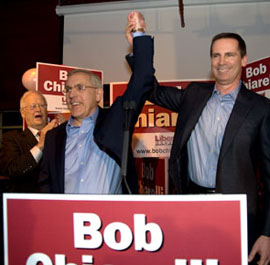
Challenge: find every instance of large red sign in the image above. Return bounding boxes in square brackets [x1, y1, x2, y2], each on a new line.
[3, 194, 247, 265]
[242, 56, 270, 94]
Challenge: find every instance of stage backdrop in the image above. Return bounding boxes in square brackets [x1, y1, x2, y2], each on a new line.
[58, 0, 270, 85]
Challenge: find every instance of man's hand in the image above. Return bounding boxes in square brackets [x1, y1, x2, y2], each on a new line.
[248, 235, 270, 265]
[125, 11, 146, 46]
[125, 21, 135, 46]
[37, 115, 65, 151]
[54, 113, 66, 126]
[128, 11, 145, 31]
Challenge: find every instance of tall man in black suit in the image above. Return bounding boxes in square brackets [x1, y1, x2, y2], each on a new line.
[126, 11, 270, 265]
[0, 90, 63, 192]
[39, 35, 154, 194]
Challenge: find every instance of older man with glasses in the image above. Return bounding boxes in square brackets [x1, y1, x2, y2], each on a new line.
[0, 90, 64, 193]
[39, 31, 154, 195]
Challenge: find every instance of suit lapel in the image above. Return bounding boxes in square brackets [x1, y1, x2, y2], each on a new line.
[218, 85, 254, 162]
[22, 128, 38, 147]
[171, 83, 214, 160]
[180, 85, 214, 149]
[55, 123, 67, 192]
[94, 107, 105, 128]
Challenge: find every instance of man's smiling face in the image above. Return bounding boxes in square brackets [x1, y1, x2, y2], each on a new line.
[211, 38, 247, 93]
[65, 72, 103, 126]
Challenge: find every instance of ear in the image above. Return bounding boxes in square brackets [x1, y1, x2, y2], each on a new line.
[96, 88, 104, 103]
[241, 54, 248, 67]
[20, 109, 25, 120]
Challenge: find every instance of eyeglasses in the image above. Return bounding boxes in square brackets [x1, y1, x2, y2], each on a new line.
[22, 103, 47, 111]
[63, 84, 98, 94]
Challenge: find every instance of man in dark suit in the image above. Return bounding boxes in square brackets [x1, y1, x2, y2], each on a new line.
[126, 12, 270, 265]
[39, 35, 154, 195]
[0, 90, 62, 192]
[0, 90, 64, 264]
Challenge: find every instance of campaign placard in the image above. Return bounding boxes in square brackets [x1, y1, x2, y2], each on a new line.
[242, 56, 270, 98]
[136, 157, 168, 194]
[3, 193, 247, 265]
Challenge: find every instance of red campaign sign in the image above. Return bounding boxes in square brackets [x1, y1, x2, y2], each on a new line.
[3, 194, 248, 265]
[135, 104, 177, 133]
[242, 57, 270, 93]
[37, 62, 103, 96]
[110, 81, 179, 134]
[136, 158, 168, 194]
[110, 81, 188, 134]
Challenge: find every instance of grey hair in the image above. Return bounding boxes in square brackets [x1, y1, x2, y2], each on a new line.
[67, 69, 102, 89]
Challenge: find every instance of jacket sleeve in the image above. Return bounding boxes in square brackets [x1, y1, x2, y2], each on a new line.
[126, 38, 185, 113]
[0, 130, 38, 179]
[260, 101, 270, 236]
[95, 36, 156, 159]
[38, 131, 51, 193]
[122, 35, 156, 126]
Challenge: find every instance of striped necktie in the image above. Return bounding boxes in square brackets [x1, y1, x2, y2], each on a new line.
[36, 131, 41, 140]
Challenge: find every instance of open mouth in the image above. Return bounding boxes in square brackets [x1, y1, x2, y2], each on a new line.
[34, 114, 43, 119]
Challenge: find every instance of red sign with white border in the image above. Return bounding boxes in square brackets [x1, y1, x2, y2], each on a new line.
[136, 158, 168, 194]
[242, 56, 270, 96]
[3, 193, 248, 265]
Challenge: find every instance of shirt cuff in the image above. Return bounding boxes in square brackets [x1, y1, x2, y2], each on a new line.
[30, 145, 43, 163]
[132, 31, 145, 38]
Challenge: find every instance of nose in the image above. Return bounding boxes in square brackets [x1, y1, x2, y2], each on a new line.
[68, 87, 77, 98]
[219, 55, 226, 65]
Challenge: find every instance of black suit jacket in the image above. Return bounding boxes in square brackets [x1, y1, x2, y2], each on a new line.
[0, 128, 41, 192]
[150, 80, 270, 237]
[39, 36, 155, 194]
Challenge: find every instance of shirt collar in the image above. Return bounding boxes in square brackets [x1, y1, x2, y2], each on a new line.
[213, 81, 242, 101]
[28, 126, 39, 136]
[67, 107, 99, 130]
